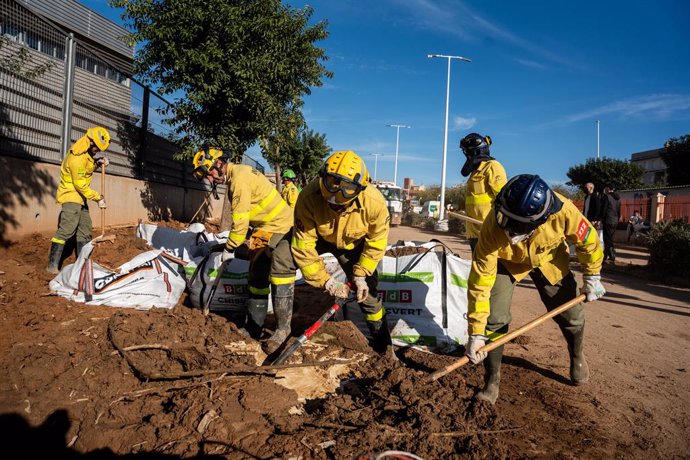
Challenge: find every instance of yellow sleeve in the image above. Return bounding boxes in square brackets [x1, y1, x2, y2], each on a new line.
[288, 186, 299, 208]
[69, 155, 101, 201]
[488, 161, 507, 196]
[467, 223, 500, 335]
[562, 200, 604, 275]
[353, 204, 389, 278]
[226, 175, 251, 250]
[291, 200, 329, 288]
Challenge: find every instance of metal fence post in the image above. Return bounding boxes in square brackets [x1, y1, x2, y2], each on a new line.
[138, 86, 150, 178]
[60, 33, 76, 158]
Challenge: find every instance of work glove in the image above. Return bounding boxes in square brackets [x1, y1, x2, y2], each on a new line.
[220, 248, 234, 263]
[97, 157, 110, 168]
[97, 198, 107, 209]
[325, 277, 351, 299]
[583, 274, 606, 302]
[465, 334, 488, 364]
[353, 276, 369, 303]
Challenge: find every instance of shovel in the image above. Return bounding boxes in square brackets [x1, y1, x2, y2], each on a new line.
[447, 211, 483, 226]
[430, 294, 587, 381]
[270, 297, 349, 366]
[94, 162, 116, 243]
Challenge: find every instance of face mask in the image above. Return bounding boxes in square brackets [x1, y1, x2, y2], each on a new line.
[505, 229, 531, 244]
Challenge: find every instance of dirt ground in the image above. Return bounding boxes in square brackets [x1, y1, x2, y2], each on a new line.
[0, 223, 688, 459]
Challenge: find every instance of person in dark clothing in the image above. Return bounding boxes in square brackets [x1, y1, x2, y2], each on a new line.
[600, 185, 621, 261]
[583, 182, 602, 226]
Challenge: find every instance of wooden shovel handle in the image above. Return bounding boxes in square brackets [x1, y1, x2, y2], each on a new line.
[100, 163, 106, 237]
[430, 294, 587, 381]
[447, 211, 483, 226]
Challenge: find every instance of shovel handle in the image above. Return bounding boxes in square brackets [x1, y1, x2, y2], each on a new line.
[430, 294, 587, 381]
[447, 211, 483, 226]
[100, 163, 106, 237]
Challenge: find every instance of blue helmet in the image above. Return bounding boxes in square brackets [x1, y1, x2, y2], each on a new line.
[495, 174, 563, 234]
[460, 133, 492, 158]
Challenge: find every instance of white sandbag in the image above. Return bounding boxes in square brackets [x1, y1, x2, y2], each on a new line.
[135, 223, 228, 261]
[344, 241, 470, 351]
[49, 242, 186, 309]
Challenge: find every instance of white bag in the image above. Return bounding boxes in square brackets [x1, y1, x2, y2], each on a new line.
[135, 223, 228, 261]
[49, 242, 187, 309]
[344, 241, 470, 350]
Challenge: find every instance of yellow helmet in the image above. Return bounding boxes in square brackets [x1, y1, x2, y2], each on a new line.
[86, 127, 110, 151]
[192, 147, 226, 180]
[319, 151, 369, 205]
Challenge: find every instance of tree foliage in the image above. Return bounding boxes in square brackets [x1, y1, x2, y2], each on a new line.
[416, 185, 466, 209]
[660, 135, 690, 186]
[0, 37, 54, 78]
[112, 0, 332, 157]
[280, 127, 331, 186]
[566, 157, 644, 191]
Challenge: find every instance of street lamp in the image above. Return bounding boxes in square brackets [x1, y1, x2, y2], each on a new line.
[370, 153, 383, 181]
[386, 124, 410, 186]
[427, 53, 471, 221]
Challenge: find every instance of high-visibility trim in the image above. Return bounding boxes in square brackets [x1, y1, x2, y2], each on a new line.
[249, 189, 279, 219]
[485, 330, 505, 341]
[468, 270, 496, 287]
[291, 236, 316, 250]
[300, 260, 323, 277]
[232, 211, 250, 220]
[472, 299, 491, 314]
[249, 285, 270, 295]
[51, 237, 66, 244]
[343, 241, 357, 250]
[358, 255, 379, 272]
[259, 198, 286, 222]
[364, 308, 384, 322]
[229, 232, 246, 243]
[270, 276, 295, 285]
[577, 247, 604, 265]
[366, 238, 388, 250]
[450, 273, 468, 288]
[466, 194, 493, 204]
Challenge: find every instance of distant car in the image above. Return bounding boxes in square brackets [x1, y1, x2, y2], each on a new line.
[420, 200, 440, 219]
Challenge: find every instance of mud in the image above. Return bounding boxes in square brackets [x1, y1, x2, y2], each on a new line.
[0, 223, 687, 458]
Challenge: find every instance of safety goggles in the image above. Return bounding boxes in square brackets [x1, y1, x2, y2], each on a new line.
[322, 173, 363, 199]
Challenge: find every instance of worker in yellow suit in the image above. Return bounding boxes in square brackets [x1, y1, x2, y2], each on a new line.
[280, 169, 300, 208]
[192, 148, 295, 354]
[290, 151, 393, 352]
[47, 127, 110, 274]
[460, 133, 507, 251]
[465, 174, 606, 404]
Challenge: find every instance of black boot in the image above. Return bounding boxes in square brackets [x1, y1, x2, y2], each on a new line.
[239, 298, 267, 340]
[562, 327, 589, 385]
[76, 240, 88, 258]
[46, 242, 65, 274]
[477, 345, 503, 404]
[366, 313, 393, 355]
[263, 284, 294, 355]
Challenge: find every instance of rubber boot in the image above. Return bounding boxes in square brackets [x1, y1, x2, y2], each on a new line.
[563, 327, 589, 385]
[262, 284, 294, 355]
[477, 345, 503, 405]
[239, 298, 267, 340]
[76, 240, 88, 258]
[366, 313, 393, 355]
[46, 242, 65, 274]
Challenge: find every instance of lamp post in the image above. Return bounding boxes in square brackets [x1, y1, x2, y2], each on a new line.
[370, 153, 382, 181]
[427, 53, 471, 221]
[386, 124, 410, 186]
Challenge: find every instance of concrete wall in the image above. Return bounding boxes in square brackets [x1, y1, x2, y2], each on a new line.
[1, 157, 223, 243]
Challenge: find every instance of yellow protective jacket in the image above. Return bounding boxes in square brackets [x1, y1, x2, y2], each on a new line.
[224, 164, 293, 250]
[465, 159, 507, 238]
[467, 194, 603, 335]
[292, 179, 390, 288]
[55, 134, 102, 204]
[281, 181, 300, 209]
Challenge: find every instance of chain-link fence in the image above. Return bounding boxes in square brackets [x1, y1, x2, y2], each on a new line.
[0, 0, 264, 191]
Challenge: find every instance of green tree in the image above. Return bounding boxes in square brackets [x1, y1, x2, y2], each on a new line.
[259, 101, 305, 191]
[281, 127, 331, 186]
[112, 0, 332, 155]
[566, 157, 643, 191]
[0, 36, 54, 78]
[660, 135, 690, 186]
[551, 183, 581, 201]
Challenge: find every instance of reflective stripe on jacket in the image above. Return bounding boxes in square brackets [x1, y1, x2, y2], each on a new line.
[467, 194, 603, 335]
[291, 179, 390, 288]
[56, 134, 102, 205]
[281, 182, 300, 208]
[465, 159, 506, 238]
[224, 164, 293, 250]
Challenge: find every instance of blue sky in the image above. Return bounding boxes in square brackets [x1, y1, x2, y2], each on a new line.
[84, 0, 690, 187]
